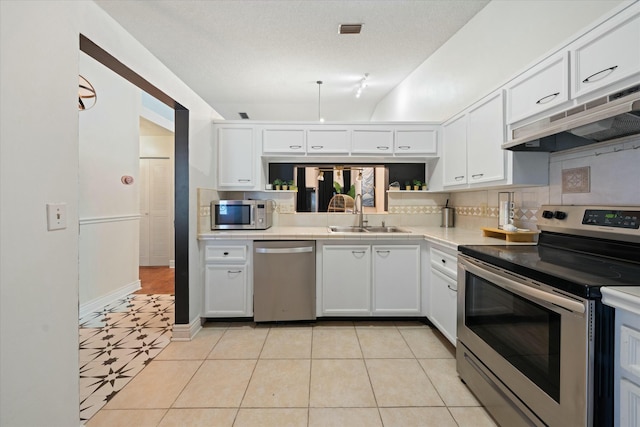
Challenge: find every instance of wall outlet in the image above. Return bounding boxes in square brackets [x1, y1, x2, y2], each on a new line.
[46, 203, 67, 231]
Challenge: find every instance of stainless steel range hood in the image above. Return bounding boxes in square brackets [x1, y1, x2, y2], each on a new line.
[503, 85, 640, 152]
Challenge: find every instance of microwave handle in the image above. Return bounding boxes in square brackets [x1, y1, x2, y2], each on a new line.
[460, 256, 585, 314]
[250, 203, 256, 226]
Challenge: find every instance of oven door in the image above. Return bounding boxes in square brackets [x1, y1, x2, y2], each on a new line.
[457, 254, 593, 427]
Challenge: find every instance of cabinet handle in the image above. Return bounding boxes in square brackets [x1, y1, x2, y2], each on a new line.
[377, 146, 389, 150]
[447, 284, 458, 292]
[238, 179, 251, 182]
[227, 270, 242, 274]
[351, 250, 366, 254]
[376, 250, 390, 254]
[471, 173, 484, 179]
[583, 65, 618, 84]
[311, 145, 323, 149]
[454, 175, 465, 181]
[535, 92, 559, 105]
[223, 252, 229, 256]
[441, 259, 446, 264]
[289, 145, 302, 149]
[398, 145, 411, 150]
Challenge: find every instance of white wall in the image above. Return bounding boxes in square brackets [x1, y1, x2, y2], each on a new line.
[371, 1, 626, 123]
[79, 52, 141, 308]
[0, 1, 219, 425]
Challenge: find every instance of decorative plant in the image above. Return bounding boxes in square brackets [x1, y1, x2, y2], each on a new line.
[404, 181, 411, 190]
[273, 178, 283, 190]
[288, 180, 297, 191]
[333, 181, 342, 194]
[413, 179, 422, 190]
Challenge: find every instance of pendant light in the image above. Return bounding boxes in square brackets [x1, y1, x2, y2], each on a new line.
[317, 80, 324, 122]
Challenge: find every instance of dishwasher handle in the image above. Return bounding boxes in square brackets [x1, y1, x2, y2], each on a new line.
[255, 246, 314, 254]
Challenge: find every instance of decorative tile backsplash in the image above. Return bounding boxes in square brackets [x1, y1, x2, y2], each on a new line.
[562, 166, 590, 193]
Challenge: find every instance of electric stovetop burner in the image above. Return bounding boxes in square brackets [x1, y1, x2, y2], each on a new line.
[459, 205, 640, 299]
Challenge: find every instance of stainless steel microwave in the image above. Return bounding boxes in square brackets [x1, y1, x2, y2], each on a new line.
[211, 200, 273, 230]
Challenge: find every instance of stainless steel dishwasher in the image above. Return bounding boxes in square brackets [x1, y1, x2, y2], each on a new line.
[253, 241, 316, 322]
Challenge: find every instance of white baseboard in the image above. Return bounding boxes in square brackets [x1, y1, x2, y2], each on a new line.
[172, 317, 203, 341]
[169, 259, 175, 268]
[79, 280, 141, 319]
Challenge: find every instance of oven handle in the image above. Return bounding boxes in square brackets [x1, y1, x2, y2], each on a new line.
[460, 256, 586, 314]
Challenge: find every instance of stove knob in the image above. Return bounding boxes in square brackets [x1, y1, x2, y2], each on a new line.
[542, 210, 554, 219]
[554, 211, 567, 220]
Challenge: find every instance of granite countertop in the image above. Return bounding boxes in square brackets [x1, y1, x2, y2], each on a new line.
[198, 225, 535, 251]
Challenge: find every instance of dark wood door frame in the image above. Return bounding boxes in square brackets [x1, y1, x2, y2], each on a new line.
[80, 34, 189, 324]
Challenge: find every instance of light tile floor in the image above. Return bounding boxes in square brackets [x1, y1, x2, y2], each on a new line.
[85, 317, 497, 427]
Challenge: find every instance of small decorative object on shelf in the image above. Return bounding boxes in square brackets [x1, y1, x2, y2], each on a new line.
[413, 179, 422, 190]
[405, 181, 411, 190]
[287, 180, 296, 191]
[273, 178, 283, 190]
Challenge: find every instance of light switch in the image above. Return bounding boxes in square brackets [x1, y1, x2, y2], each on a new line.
[46, 203, 67, 231]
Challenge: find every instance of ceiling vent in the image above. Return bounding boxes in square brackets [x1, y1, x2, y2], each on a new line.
[239, 112, 249, 119]
[339, 24, 362, 35]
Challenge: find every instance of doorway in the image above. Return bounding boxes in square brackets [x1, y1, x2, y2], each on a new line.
[80, 34, 189, 322]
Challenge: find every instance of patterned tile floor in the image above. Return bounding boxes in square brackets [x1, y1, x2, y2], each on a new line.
[79, 294, 174, 422]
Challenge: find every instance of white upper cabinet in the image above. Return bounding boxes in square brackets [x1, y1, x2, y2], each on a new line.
[442, 113, 468, 187]
[505, 52, 570, 125]
[394, 127, 438, 155]
[216, 126, 256, 189]
[351, 128, 394, 154]
[571, 3, 640, 99]
[467, 90, 506, 185]
[307, 128, 350, 154]
[262, 128, 306, 154]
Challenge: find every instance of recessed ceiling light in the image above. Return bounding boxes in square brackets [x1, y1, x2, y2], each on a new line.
[339, 24, 363, 35]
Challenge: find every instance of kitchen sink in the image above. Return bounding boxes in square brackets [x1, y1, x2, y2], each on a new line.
[328, 226, 368, 233]
[363, 226, 409, 233]
[328, 225, 409, 233]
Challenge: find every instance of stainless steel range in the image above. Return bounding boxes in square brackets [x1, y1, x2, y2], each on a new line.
[457, 205, 640, 427]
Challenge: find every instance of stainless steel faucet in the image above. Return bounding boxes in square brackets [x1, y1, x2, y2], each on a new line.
[354, 194, 365, 228]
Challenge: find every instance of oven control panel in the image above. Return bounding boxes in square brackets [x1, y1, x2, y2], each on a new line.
[582, 210, 640, 229]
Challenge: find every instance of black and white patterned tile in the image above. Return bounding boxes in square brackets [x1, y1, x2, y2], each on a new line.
[79, 293, 174, 422]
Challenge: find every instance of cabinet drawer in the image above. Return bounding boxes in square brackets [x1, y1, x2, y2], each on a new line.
[205, 245, 247, 262]
[430, 247, 457, 279]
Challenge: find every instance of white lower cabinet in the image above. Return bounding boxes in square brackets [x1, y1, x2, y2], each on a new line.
[321, 245, 371, 315]
[320, 242, 421, 317]
[429, 246, 458, 346]
[203, 241, 253, 317]
[372, 245, 421, 315]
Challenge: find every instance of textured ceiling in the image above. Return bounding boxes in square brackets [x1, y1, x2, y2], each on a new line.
[95, 0, 489, 121]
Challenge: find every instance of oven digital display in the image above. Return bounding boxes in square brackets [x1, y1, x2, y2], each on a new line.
[582, 210, 639, 229]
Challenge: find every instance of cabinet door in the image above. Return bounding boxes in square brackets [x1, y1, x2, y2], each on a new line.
[351, 129, 394, 154]
[429, 268, 457, 346]
[204, 264, 250, 316]
[394, 128, 438, 155]
[263, 128, 306, 154]
[506, 52, 570, 124]
[321, 245, 371, 315]
[467, 90, 506, 185]
[307, 129, 350, 154]
[217, 127, 255, 188]
[372, 245, 420, 315]
[442, 114, 468, 187]
[571, 5, 640, 98]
